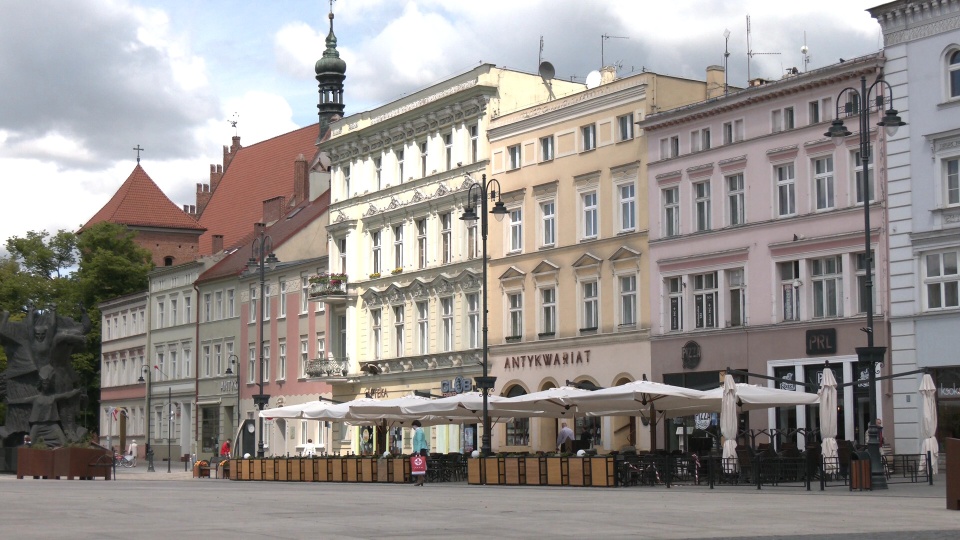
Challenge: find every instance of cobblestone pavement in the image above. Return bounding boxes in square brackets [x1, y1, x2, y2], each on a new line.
[2, 471, 958, 539]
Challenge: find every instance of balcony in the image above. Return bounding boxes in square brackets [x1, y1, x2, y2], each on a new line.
[305, 356, 349, 379]
[307, 273, 354, 304]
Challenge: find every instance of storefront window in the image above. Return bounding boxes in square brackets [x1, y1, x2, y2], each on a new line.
[773, 366, 798, 449]
[935, 368, 960, 447]
[804, 364, 845, 442]
[664, 370, 741, 451]
[201, 406, 219, 454]
[504, 385, 529, 446]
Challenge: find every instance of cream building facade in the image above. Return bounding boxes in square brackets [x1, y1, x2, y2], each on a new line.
[312, 64, 584, 455]
[484, 68, 716, 454]
[98, 291, 148, 455]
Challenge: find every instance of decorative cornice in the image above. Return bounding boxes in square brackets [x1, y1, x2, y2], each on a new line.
[871, 0, 960, 46]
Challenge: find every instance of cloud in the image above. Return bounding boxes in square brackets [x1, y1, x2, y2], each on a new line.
[0, 0, 219, 168]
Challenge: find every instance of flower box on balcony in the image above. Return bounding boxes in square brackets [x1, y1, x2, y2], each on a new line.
[391, 268, 403, 275]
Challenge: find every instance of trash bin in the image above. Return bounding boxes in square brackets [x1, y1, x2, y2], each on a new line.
[850, 451, 871, 491]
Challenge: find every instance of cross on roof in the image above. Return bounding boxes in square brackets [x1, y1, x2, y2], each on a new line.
[133, 145, 144, 163]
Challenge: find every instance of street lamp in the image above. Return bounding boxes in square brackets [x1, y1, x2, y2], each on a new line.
[225, 354, 241, 449]
[826, 75, 905, 490]
[246, 222, 278, 457]
[137, 366, 154, 472]
[460, 174, 508, 456]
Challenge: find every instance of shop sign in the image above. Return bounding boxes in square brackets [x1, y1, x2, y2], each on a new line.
[779, 372, 797, 391]
[220, 379, 238, 393]
[366, 387, 388, 399]
[503, 350, 590, 370]
[681, 341, 701, 369]
[441, 376, 473, 396]
[806, 329, 837, 355]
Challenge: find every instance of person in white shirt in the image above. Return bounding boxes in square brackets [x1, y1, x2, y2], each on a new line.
[557, 422, 575, 453]
[302, 438, 317, 457]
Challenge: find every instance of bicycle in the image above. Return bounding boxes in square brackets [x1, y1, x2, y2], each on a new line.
[114, 453, 137, 468]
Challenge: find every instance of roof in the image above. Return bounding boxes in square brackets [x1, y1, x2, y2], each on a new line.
[81, 164, 204, 232]
[197, 189, 331, 284]
[197, 123, 320, 255]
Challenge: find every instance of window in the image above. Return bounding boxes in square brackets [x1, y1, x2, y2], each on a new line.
[343, 165, 350, 198]
[722, 119, 744, 144]
[444, 132, 453, 171]
[416, 218, 428, 269]
[813, 156, 835, 210]
[690, 128, 710, 152]
[852, 149, 875, 204]
[693, 272, 718, 329]
[203, 345, 211, 378]
[772, 106, 794, 132]
[780, 261, 801, 321]
[618, 113, 634, 141]
[374, 157, 382, 189]
[466, 293, 480, 348]
[440, 214, 452, 264]
[203, 293, 212, 322]
[248, 345, 256, 383]
[226, 289, 235, 318]
[183, 348, 192, 379]
[812, 256, 843, 318]
[338, 237, 347, 274]
[300, 277, 309, 314]
[509, 208, 522, 252]
[508, 293, 523, 338]
[540, 136, 554, 161]
[249, 287, 257, 323]
[397, 149, 405, 182]
[667, 277, 683, 331]
[262, 343, 271, 382]
[619, 275, 637, 326]
[582, 191, 598, 239]
[540, 201, 556, 246]
[393, 224, 404, 269]
[581, 281, 598, 330]
[944, 157, 960, 206]
[726, 173, 745, 226]
[663, 187, 680, 237]
[279, 279, 287, 318]
[504, 385, 529, 446]
[507, 144, 521, 170]
[416, 301, 429, 354]
[214, 344, 222, 376]
[809, 99, 820, 124]
[855, 253, 875, 314]
[156, 301, 164, 329]
[467, 220, 478, 260]
[660, 135, 680, 158]
[470, 124, 479, 163]
[170, 350, 178, 379]
[540, 287, 556, 335]
[419, 141, 428, 177]
[441, 297, 453, 352]
[369, 230, 381, 276]
[263, 284, 271, 321]
[950, 50, 960, 99]
[316, 334, 325, 363]
[728, 269, 746, 327]
[619, 183, 636, 232]
[278, 340, 286, 381]
[393, 306, 405, 357]
[300, 338, 309, 377]
[582, 124, 596, 151]
[775, 163, 796, 217]
[925, 250, 959, 309]
[694, 181, 711, 232]
[368, 308, 381, 360]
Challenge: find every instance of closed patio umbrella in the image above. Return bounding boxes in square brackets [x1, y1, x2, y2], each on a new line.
[721, 375, 739, 473]
[818, 368, 838, 474]
[919, 374, 939, 475]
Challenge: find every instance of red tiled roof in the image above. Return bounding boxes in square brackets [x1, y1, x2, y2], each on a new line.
[81, 165, 204, 232]
[197, 189, 331, 284]
[198, 124, 320, 255]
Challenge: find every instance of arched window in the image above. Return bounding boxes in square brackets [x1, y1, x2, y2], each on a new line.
[164, 256, 174, 266]
[950, 50, 960, 99]
[504, 385, 529, 446]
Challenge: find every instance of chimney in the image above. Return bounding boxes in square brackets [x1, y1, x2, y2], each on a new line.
[211, 234, 224, 253]
[706, 65, 725, 99]
[223, 136, 241, 171]
[600, 66, 617, 85]
[262, 196, 285, 225]
[293, 154, 309, 205]
[210, 164, 223, 193]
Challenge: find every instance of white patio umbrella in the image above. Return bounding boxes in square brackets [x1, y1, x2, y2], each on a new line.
[401, 391, 529, 421]
[301, 397, 380, 422]
[700, 383, 820, 411]
[496, 386, 594, 417]
[721, 375, 739, 472]
[818, 368, 839, 474]
[919, 374, 939, 476]
[259, 400, 337, 419]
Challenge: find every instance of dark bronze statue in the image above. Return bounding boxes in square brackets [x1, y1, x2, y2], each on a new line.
[0, 305, 90, 447]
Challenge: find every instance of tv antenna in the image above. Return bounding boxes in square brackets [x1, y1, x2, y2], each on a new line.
[723, 28, 731, 96]
[746, 15, 780, 82]
[601, 34, 628, 69]
[801, 31, 811, 72]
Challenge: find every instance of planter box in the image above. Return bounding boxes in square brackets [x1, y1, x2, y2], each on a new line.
[301, 458, 315, 482]
[345, 458, 359, 482]
[53, 448, 112, 480]
[316, 458, 331, 482]
[17, 448, 55, 479]
[252, 459, 266, 481]
[524, 457, 545, 485]
[237, 459, 250, 480]
[229, 459, 239, 480]
[568, 457, 589, 486]
[329, 458, 344, 482]
[265, 459, 277, 481]
[545, 457, 568, 486]
[483, 457, 502, 485]
[590, 456, 615, 487]
[503, 457, 525, 485]
[376, 459, 391, 482]
[392, 458, 410, 483]
[277, 459, 291, 481]
[360, 458, 377, 482]
[467, 458, 483, 485]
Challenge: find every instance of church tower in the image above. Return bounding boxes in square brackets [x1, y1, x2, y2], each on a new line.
[315, 3, 347, 143]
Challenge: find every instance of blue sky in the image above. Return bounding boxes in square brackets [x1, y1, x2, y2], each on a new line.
[0, 0, 882, 253]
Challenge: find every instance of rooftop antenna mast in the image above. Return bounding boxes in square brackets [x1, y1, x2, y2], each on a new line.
[539, 35, 544, 66]
[746, 15, 780, 83]
[601, 34, 628, 69]
[801, 31, 811, 72]
[723, 28, 731, 96]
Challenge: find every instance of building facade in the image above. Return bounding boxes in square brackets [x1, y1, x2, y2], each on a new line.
[640, 54, 890, 451]
[312, 64, 585, 455]
[870, 0, 960, 452]
[484, 68, 716, 453]
[98, 291, 148, 455]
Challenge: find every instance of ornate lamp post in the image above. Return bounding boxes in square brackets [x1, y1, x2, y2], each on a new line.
[460, 174, 508, 456]
[225, 354, 241, 449]
[246, 223, 278, 458]
[137, 366, 154, 472]
[826, 75, 905, 489]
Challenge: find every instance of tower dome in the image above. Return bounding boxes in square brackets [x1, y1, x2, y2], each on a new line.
[316, 10, 346, 142]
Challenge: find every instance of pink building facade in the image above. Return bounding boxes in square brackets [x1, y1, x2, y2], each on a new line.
[640, 54, 891, 451]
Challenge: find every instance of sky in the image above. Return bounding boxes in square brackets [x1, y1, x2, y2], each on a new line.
[0, 0, 884, 255]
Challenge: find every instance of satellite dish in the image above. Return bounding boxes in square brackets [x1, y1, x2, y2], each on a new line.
[585, 70, 602, 89]
[538, 61, 555, 81]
